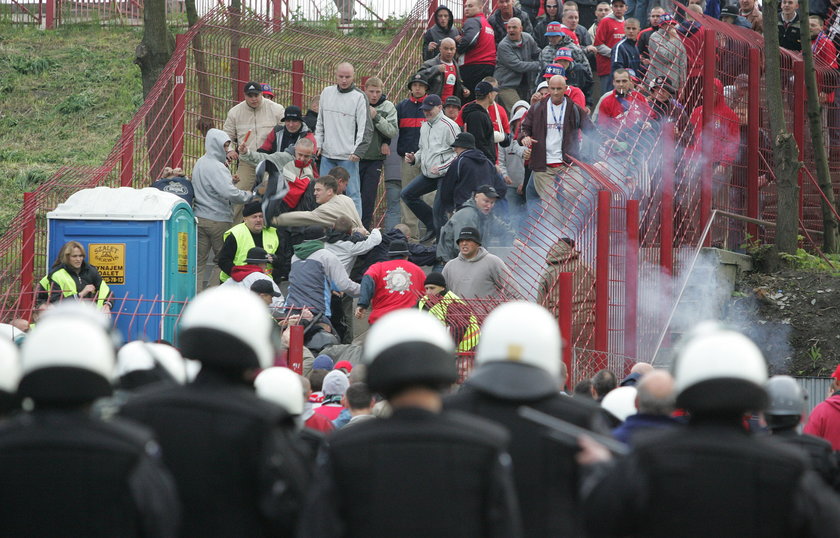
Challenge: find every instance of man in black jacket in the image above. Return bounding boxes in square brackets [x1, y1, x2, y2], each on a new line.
[446, 301, 605, 537]
[416, 37, 470, 101]
[299, 309, 522, 537]
[440, 132, 507, 215]
[423, 5, 460, 60]
[580, 325, 840, 536]
[0, 303, 179, 537]
[121, 287, 309, 538]
[461, 81, 499, 163]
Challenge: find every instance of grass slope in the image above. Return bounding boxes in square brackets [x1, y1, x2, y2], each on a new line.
[0, 23, 143, 233]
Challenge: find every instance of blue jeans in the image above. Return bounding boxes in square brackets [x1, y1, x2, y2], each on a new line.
[384, 179, 402, 230]
[400, 174, 443, 235]
[321, 157, 362, 215]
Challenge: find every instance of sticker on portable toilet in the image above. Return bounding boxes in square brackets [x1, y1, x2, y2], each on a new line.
[178, 232, 189, 273]
[89, 243, 126, 284]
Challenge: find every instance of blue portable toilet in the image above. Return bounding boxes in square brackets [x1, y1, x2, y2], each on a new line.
[46, 187, 196, 343]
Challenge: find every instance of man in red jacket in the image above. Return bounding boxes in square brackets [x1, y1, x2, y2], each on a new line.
[804, 364, 840, 450]
[457, 0, 498, 95]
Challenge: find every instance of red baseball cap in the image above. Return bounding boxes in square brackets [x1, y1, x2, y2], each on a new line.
[334, 360, 353, 373]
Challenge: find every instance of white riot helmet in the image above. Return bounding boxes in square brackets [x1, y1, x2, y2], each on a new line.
[673, 323, 768, 414]
[19, 302, 115, 404]
[0, 338, 21, 413]
[601, 386, 638, 422]
[471, 301, 562, 399]
[255, 367, 305, 416]
[116, 341, 192, 389]
[363, 309, 456, 398]
[178, 286, 277, 370]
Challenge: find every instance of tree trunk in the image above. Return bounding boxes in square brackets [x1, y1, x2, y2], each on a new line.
[801, 0, 838, 252]
[135, 0, 175, 181]
[185, 0, 215, 136]
[763, 0, 801, 254]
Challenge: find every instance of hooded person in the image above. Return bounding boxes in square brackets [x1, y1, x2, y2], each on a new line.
[423, 5, 460, 60]
[446, 301, 605, 537]
[193, 128, 254, 289]
[299, 309, 522, 537]
[0, 302, 179, 537]
[537, 238, 596, 347]
[581, 323, 840, 536]
[120, 287, 310, 537]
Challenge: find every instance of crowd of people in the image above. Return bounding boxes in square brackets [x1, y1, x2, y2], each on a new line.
[5, 288, 840, 535]
[11, 0, 840, 534]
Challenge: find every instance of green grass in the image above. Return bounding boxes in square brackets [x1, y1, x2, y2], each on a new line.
[0, 23, 144, 233]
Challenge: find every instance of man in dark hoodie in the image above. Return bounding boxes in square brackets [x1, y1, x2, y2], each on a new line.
[440, 132, 506, 215]
[460, 81, 498, 163]
[423, 5, 460, 60]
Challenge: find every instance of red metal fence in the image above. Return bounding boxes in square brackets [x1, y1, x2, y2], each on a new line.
[2, 2, 839, 381]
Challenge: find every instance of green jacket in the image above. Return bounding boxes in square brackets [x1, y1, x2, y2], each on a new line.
[362, 96, 398, 161]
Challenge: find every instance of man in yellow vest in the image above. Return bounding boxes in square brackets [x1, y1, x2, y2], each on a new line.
[417, 271, 480, 353]
[217, 200, 282, 285]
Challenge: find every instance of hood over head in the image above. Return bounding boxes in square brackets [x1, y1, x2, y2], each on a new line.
[205, 128, 231, 164]
[434, 5, 455, 30]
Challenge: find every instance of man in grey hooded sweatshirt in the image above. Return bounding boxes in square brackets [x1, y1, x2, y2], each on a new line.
[193, 128, 254, 290]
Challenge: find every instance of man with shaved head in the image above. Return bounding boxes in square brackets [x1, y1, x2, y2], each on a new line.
[612, 369, 682, 446]
[316, 62, 373, 217]
[519, 74, 593, 201]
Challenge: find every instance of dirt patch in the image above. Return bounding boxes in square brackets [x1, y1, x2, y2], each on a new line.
[726, 269, 840, 377]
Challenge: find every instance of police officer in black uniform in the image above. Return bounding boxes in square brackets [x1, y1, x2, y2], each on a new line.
[0, 303, 179, 537]
[581, 324, 840, 537]
[299, 309, 522, 537]
[120, 286, 309, 537]
[765, 375, 840, 490]
[446, 301, 605, 537]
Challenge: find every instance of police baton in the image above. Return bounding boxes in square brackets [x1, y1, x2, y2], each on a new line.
[517, 406, 629, 456]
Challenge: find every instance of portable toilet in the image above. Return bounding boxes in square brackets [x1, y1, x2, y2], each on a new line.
[46, 187, 196, 343]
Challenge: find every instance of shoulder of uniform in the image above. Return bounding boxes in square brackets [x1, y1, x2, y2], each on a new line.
[441, 410, 510, 447]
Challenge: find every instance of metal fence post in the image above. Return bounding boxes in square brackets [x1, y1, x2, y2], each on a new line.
[292, 60, 305, 109]
[20, 192, 36, 317]
[625, 199, 639, 359]
[120, 124, 133, 188]
[288, 324, 304, 375]
[237, 48, 251, 102]
[595, 190, 610, 354]
[171, 34, 187, 170]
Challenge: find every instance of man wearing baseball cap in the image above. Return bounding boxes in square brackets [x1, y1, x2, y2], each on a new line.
[402, 94, 459, 243]
[804, 364, 840, 450]
[437, 185, 514, 265]
[460, 81, 499, 163]
[443, 95, 462, 121]
[223, 81, 285, 223]
[440, 132, 507, 216]
[550, 48, 593, 106]
[538, 21, 593, 93]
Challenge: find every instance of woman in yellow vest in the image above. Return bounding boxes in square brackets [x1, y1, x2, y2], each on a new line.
[417, 272, 480, 353]
[37, 241, 112, 310]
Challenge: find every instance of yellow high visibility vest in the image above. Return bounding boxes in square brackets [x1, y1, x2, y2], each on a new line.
[38, 267, 111, 307]
[220, 223, 280, 282]
[418, 290, 480, 352]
